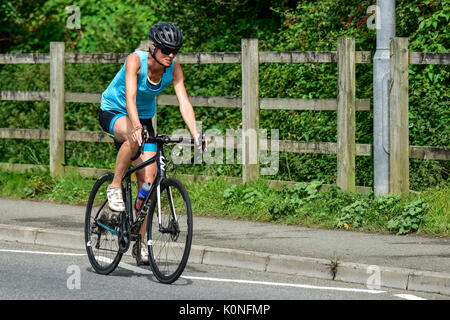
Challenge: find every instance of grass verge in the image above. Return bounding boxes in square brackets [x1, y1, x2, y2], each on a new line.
[0, 167, 448, 237]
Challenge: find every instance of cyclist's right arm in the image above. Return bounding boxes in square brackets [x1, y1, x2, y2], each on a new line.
[125, 53, 142, 146]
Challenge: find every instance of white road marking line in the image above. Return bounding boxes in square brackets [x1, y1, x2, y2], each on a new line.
[1, 248, 385, 294]
[180, 275, 387, 294]
[108, 261, 385, 294]
[118, 261, 153, 275]
[96, 255, 153, 275]
[2, 248, 431, 299]
[394, 294, 427, 300]
[0, 249, 85, 256]
[98, 258, 386, 294]
[113, 261, 387, 294]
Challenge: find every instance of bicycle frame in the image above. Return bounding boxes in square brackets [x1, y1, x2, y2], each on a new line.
[87, 128, 204, 282]
[122, 139, 173, 235]
[91, 141, 179, 255]
[93, 128, 202, 253]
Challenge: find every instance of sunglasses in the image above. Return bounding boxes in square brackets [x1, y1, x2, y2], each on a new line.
[157, 46, 179, 55]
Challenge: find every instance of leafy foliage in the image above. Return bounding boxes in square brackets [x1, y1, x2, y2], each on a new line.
[335, 200, 370, 229]
[222, 184, 263, 206]
[387, 198, 429, 234]
[0, 0, 448, 190]
[0, 167, 448, 236]
[265, 180, 442, 235]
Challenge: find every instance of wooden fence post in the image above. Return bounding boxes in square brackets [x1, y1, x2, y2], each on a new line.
[337, 38, 356, 192]
[241, 39, 260, 183]
[390, 37, 409, 194]
[49, 42, 65, 176]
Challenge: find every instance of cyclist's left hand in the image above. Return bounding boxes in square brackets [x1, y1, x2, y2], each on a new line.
[194, 132, 207, 152]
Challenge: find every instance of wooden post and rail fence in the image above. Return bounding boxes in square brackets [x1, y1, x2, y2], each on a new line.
[0, 38, 449, 194]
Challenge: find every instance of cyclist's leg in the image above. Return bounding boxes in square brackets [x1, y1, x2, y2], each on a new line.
[109, 116, 140, 188]
[133, 117, 158, 242]
[99, 111, 137, 211]
[133, 144, 156, 265]
[134, 150, 157, 242]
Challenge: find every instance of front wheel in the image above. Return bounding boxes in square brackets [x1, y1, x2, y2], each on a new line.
[146, 178, 193, 284]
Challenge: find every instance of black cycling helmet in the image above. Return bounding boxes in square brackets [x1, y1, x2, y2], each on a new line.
[149, 22, 183, 49]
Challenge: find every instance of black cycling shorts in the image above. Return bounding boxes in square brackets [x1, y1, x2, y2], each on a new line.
[99, 110, 156, 152]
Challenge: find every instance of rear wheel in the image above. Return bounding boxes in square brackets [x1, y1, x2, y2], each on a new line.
[85, 173, 123, 275]
[147, 178, 193, 284]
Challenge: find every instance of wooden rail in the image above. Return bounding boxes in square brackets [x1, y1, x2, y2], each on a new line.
[1, 91, 373, 111]
[0, 39, 449, 194]
[1, 51, 448, 65]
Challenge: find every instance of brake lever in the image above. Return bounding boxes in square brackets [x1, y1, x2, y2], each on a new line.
[142, 125, 148, 146]
[201, 130, 207, 152]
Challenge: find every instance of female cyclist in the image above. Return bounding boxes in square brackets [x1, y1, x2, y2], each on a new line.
[98, 22, 201, 264]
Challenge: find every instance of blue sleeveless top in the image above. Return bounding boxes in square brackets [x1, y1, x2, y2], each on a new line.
[100, 50, 174, 119]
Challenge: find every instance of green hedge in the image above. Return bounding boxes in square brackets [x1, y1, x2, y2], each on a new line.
[0, 0, 448, 190]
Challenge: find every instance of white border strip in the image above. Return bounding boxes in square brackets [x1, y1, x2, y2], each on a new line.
[394, 294, 427, 300]
[181, 275, 386, 294]
[0, 249, 85, 256]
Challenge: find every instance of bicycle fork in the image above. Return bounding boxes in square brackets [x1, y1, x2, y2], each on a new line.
[156, 184, 180, 240]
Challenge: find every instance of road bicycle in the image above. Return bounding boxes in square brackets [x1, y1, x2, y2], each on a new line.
[85, 126, 205, 284]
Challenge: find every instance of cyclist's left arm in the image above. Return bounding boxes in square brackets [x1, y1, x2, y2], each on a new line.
[173, 61, 201, 145]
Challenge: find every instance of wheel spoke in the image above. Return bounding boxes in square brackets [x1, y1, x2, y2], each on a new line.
[148, 178, 192, 284]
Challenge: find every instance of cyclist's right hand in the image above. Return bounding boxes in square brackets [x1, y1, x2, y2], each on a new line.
[130, 124, 143, 146]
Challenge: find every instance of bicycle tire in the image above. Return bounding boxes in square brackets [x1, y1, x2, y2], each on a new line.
[146, 178, 193, 284]
[85, 172, 123, 275]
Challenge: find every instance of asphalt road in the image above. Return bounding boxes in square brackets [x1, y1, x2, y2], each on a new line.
[0, 240, 446, 305]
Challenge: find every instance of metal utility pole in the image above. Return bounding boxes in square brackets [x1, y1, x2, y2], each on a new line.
[373, 0, 396, 197]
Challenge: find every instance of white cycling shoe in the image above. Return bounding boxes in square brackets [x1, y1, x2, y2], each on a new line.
[141, 244, 150, 265]
[107, 186, 126, 212]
